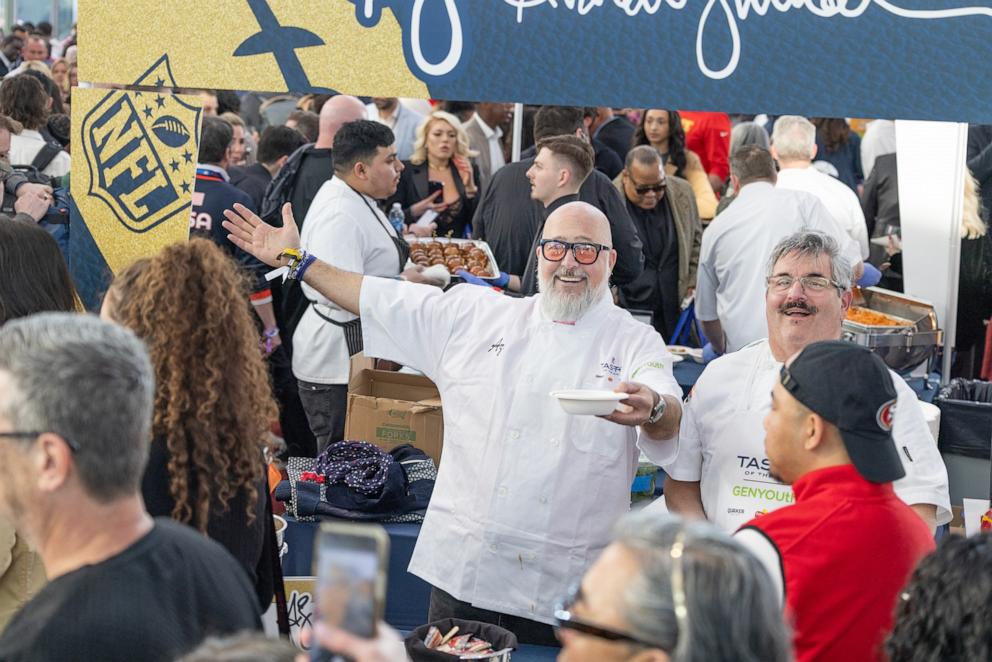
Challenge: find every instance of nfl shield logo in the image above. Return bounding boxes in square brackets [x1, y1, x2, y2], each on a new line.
[81, 88, 200, 234]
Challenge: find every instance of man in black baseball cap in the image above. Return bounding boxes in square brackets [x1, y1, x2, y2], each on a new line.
[734, 340, 935, 662]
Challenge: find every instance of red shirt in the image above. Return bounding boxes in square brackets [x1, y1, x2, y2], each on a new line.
[679, 111, 731, 180]
[740, 465, 934, 662]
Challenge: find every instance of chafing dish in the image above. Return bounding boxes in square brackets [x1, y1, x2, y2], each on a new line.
[842, 287, 943, 373]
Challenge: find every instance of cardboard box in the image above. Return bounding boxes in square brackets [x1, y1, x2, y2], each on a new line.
[345, 361, 444, 465]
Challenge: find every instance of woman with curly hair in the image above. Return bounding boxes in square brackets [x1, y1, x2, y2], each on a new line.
[101, 238, 279, 610]
[633, 109, 717, 220]
[887, 533, 992, 661]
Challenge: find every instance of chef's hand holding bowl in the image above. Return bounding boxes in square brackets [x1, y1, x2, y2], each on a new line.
[597, 381, 658, 426]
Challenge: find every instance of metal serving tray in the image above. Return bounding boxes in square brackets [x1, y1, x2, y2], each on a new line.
[842, 287, 943, 373]
[407, 237, 501, 280]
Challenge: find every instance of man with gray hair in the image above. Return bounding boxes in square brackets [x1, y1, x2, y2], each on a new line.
[664, 231, 950, 534]
[223, 199, 683, 644]
[0, 314, 261, 662]
[694, 145, 863, 354]
[772, 115, 870, 259]
[554, 511, 791, 662]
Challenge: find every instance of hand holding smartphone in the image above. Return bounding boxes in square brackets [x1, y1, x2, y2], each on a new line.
[311, 522, 389, 661]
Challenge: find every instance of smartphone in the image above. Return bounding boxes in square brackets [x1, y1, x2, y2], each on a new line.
[310, 522, 389, 660]
[427, 180, 444, 198]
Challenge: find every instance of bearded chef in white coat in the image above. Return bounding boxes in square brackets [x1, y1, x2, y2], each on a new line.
[223, 200, 683, 644]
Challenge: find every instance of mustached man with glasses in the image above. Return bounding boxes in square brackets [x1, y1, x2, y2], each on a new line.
[694, 145, 864, 355]
[662, 231, 949, 538]
[614, 145, 702, 340]
[222, 199, 683, 646]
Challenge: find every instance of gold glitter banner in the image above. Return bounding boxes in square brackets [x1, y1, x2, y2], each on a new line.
[77, 0, 429, 98]
[71, 79, 199, 275]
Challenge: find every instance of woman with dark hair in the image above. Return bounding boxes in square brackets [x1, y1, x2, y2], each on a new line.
[102, 238, 280, 610]
[0, 217, 76, 324]
[887, 533, 992, 661]
[633, 109, 717, 220]
[0, 216, 77, 629]
[811, 117, 863, 192]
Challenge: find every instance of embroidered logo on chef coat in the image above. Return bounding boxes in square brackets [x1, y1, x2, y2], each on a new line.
[487, 337, 505, 357]
[597, 357, 622, 378]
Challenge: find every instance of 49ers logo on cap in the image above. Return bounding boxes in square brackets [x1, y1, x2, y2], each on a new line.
[876, 399, 897, 431]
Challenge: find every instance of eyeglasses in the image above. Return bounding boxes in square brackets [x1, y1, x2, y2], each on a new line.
[0, 431, 80, 452]
[554, 585, 663, 650]
[539, 239, 611, 265]
[632, 181, 666, 196]
[554, 530, 689, 652]
[765, 275, 842, 293]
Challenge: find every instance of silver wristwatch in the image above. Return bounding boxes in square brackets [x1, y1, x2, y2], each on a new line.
[645, 393, 666, 425]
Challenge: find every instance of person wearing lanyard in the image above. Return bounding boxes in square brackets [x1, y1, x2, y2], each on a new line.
[292, 119, 439, 454]
[222, 200, 684, 645]
[662, 230, 950, 534]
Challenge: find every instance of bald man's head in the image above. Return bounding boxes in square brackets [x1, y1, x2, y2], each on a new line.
[537, 201, 616, 322]
[317, 95, 367, 147]
[542, 201, 612, 246]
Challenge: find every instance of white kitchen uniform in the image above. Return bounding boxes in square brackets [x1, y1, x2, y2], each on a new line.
[777, 167, 870, 259]
[695, 183, 862, 352]
[293, 177, 403, 384]
[360, 279, 682, 624]
[664, 339, 951, 532]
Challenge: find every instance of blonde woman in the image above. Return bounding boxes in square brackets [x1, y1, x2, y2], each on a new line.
[956, 169, 992, 375]
[386, 110, 480, 238]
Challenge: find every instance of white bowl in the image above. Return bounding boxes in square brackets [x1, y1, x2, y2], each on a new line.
[273, 515, 287, 548]
[550, 389, 628, 416]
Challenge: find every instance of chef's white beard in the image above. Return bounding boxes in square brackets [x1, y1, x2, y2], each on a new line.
[538, 267, 607, 322]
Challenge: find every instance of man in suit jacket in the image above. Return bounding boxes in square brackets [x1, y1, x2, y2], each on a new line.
[614, 145, 702, 341]
[592, 107, 636, 163]
[0, 36, 22, 77]
[465, 103, 512, 191]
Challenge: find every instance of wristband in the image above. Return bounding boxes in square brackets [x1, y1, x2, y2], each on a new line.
[293, 253, 317, 281]
[261, 327, 280, 354]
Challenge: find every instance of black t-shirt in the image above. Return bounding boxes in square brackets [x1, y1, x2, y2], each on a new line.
[290, 148, 334, 230]
[0, 519, 261, 662]
[142, 438, 274, 611]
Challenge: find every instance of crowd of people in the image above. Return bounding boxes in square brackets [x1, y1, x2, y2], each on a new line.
[0, 16, 991, 662]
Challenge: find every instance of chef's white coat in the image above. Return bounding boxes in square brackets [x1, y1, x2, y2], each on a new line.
[294, 177, 402, 384]
[663, 340, 951, 532]
[360, 278, 682, 624]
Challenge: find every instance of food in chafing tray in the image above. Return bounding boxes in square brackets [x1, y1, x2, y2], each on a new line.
[845, 306, 912, 327]
[410, 240, 497, 278]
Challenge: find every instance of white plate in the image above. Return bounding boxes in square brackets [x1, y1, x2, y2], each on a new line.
[550, 389, 628, 416]
[667, 345, 703, 363]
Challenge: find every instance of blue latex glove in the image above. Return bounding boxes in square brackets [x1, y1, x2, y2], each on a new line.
[456, 269, 509, 288]
[856, 262, 882, 288]
[702, 342, 720, 363]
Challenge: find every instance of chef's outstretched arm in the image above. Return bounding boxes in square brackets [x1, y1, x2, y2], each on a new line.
[223, 203, 363, 315]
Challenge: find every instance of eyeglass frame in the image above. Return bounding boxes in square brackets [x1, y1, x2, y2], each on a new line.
[0, 431, 80, 453]
[538, 239, 612, 265]
[765, 274, 844, 294]
[623, 171, 667, 196]
[554, 529, 689, 652]
[554, 585, 664, 650]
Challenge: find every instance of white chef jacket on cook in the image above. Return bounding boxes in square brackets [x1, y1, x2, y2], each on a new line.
[360, 278, 682, 624]
[293, 177, 403, 384]
[663, 339, 951, 532]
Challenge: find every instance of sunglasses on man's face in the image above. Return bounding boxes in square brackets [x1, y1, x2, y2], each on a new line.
[539, 239, 611, 265]
[633, 181, 666, 195]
